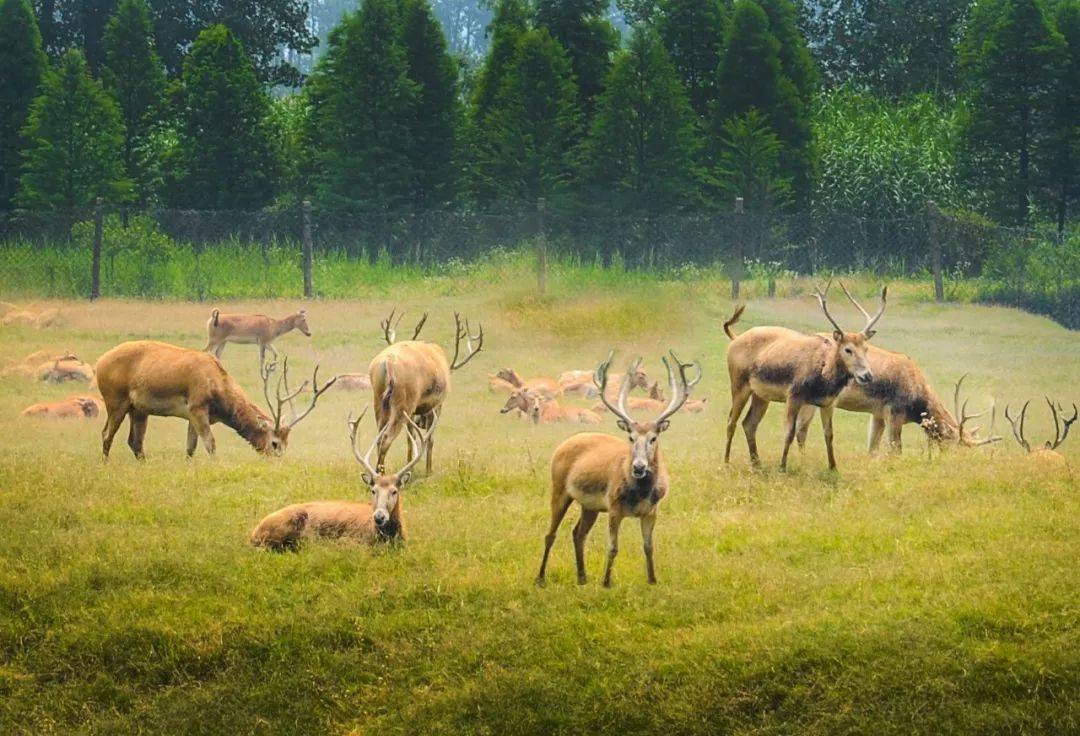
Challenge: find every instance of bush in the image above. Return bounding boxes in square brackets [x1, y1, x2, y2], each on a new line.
[976, 225, 1080, 328]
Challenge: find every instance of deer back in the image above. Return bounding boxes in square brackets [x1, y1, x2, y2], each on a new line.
[369, 341, 451, 416]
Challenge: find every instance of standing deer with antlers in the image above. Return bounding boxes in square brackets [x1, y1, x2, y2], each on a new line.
[1004, 399, 1076, 464]
[536, 350, 701, 588]
[95, 341, 334, 459]
[368, 310, 482, 473]
[723, 281, 887, 471]
[251, 410, 438, 550]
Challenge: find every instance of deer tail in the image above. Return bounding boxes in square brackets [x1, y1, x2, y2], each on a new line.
[210, 308, 220, 327]
[380, 359, 395, 415]
[723, 305, 746, 340]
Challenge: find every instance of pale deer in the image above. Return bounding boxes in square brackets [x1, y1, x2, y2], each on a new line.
[333, 372, 372, 391]
[1004, 399, 1076, 465]
[20, 395, 102, 419]
[536, 350, 700, 588]
[250, 411, 438, 551]
[501, 388, 602, 425]
[368, 310, 482, 473]
[204, 308, 311, 363]
[95, 341, 334, 459]
[723, 281, 887, 471]
[38, 356, 94, 383]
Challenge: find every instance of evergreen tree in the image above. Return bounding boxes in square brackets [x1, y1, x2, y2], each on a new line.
[960, 0, 1064, 223]
[401, 0, 460, 208]
[102, 0, 166, 203]
[474, 28, 581, 206]
[1046, 0, 1080, 229]
[471, 0, 530, 125]
[0, 0, 47, 209]
[307, 0, 417, 212]
[17, 49, 129, 209]
[168, 25, 276, 209]
[655, 0, 727, 118]
[715, 109, 790, 211]
[534, 0, 619, 109]
[756, 0, 815, 104]
[585, 25, 700, 213]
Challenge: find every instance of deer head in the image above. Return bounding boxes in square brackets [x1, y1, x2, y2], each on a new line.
[814, 279, 887, 386]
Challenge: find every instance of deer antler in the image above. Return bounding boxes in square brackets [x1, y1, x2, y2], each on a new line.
[838, 282, 888, 336]
[1004, 401, 1031, 453]
[655, 350, 702, 425]
[1045, 398, 1077, 451]
[347, 407, 382, 478]
[594, 350, 635, 426]
[450, 312, 483, 370]
[286, 362, 337, 428]
[812, 279, 845, 334]
[381, 308, 404, 345]
[396, 411, 441, 477]
[952, 374, 1002, 446]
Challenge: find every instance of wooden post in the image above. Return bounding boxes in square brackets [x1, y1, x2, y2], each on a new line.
[928, 202, 944, 302]
[536, 197, 547, 296]
[302, 200, 313, 298]
[731, 196, 744, 300]
[91, 197, 103, 301]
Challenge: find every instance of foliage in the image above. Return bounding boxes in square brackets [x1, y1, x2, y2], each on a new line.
[16, 49, 130, 209]
[0, 0, 47, 209]
[266, 94, 312, 206]
[469, 0, 531, 126]
[977, 224, 1080, 327]
[167, 25, 276, 210]
[534, 0, 620, 110]
[714, 109, 790, 212]
[813, 89, 965, 219]
[655, 0, 727, 117]
[1044, 0, 1080, 230]
[101, 0, 166, 204]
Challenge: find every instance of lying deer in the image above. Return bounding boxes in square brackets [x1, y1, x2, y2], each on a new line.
[536, 350, 700, 588]
[493, 368, 562, 399]
[38, 356, 94, 383]
[95, 341, 334, 459]
[204, 308, 311, 363]
[369, 310, 482, 473]
[1004, 398, 1076, 464]
[500, 388, 602, 425]
[647, 380, 708, 413]
[723, 280, 887, 471]
[20, 395, 102, 419]
[250, 412, 437, 551]
[590, 361, 668, 414]
[333, 372, 372, 391]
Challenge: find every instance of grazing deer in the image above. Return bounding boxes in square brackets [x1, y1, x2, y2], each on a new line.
[723, 281, 887, 471]
[501, 388, 602, 425]
[536, 351, 700, 588]
[95, 341, 334, 459]
[20, 395, 102, 419]
[368, 310, 482, 473]
[204, 308, 311, 363]
[1004, 399, 1076, 464]
[250, 412, 437, 551]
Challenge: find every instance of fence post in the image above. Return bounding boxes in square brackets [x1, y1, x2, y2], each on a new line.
[536, 197, 547, 296]
[91, 197, 103, 301]
[731, 196, 744, 300]
[928, 202, 944, 302]
[302, 199, 313, 298]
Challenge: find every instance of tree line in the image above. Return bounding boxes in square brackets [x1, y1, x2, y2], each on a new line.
[0, 0, 1077, 228]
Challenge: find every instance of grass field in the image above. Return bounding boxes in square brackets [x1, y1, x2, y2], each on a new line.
[0, 261, 1077, 734]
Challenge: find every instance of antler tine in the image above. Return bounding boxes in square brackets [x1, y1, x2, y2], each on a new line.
[969, 399, 1003, 446]
[260, 358, 280, 426]
[1054, 402, 1078, 449]
[449, 311, 484, 370]
[346, 408, 381, 478]
[812, 278, 845, 334]
[396, 410, 441, 477]
[412, 312, 429, 340]
[286, 363, 338, 429]
[864, 285, 888, 334]
[594, 350, 634, 425]
[272, 357, 308, 430]
[656, 350, 701, 424]
[953, 373, 969, 432]
[381, 308, 404, 345]
[838, 281, 871, 322]
[1004, 401, 1031, 453]
[1045, 398, 1078, 450]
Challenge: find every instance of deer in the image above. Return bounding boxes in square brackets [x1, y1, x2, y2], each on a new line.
[204, 308, 311, 363]
[536, 350, 701, 588]
[368, 309, 482, 473]
[37, 355, 94, 383]
[1004, 399, 1076, 465]
[500, 388, 602, 425]
[647, 379, 708, 414]
[95, 340, 335, 459]
[492, 368, 562, 399]
[723, 280, 887, 471]
[589, 360, 669, 414]
[20, 395, 102, 419]
[250, 411, 438, 551]
[333, 372, 372, 391]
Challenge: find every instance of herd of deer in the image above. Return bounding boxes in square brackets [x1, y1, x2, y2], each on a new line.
[6, 284, 1073, 588]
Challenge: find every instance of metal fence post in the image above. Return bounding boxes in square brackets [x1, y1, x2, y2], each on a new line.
[928, 202, 944, 302]
[536, 197, 547, 296]
[91, 197, 103, 301]
[731, 196, 744, 300]
[302, 199, 313, 298]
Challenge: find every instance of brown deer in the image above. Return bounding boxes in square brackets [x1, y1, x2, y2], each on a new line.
[647, 379, 708, 414]
[723, 281, 887, 471]
[333, 372, 372, 391]
[590, 361, 670, 414]
[250, 411, 437, 551]
[95, 341, 334, 459]
[204, 308, 311, 363]
[536, 350, 700, 588]
[368, 310, 482, 473]
[1004, 399, 1076, 464]
[493, 368, 562, 399]
[20, 395, 102, 419]
[501, 388, 602, 425]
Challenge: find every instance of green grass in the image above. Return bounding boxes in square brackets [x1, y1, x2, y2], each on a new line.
[0, 265, 1077, 734]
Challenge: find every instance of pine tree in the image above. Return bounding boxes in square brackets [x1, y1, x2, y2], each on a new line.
[307, 0, 417, 212]
[585, 25, 700, 213]
[102, 0, 165, 203]
[471, 0, 530, 125]
[16, 49, 129, 209]
[715, 109, 790, 211]
[534, 0, 619, 110]
[960, 0, 1064, 223]
[756, 0, 815, 105]
[168, 25, 276, 209]
[655, 0, 726, 119]
[1046, 0, 1080, 229]
[0, 0, 47, 209]
[474, 28, 582, 207]
[400, 0, 460, 208]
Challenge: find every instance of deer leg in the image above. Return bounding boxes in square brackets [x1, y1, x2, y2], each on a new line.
[725, 384, 752, 462]
[537, 492, 573, 586]
[375, 413, 406, 474]
[127, 412, 149, 460]
[189, 408, 216, 455]
[867, 414, 886, 453]
[214, 342, 226, 359]
[796, 404, 815, 451]
[640, 511, 658, 585]
[887, 411, 904, 453]
[263, 342, 278, 362]
[572, 509, 599, 585]
[779, 398, 803, 471]
[820, 405, 837, 470]
[601, 512, 624, 588]
[101, 403, 128, 459]
[742, 395, 770, 465]
[422, 411, 435, 475]
[186, 422, 199, 457]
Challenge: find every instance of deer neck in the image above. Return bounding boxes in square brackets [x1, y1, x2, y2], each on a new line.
[377, 502, 405, 542]
[213, 388, 274, 451]
[922, 390, 960, 441]
[272, 316, 297, 339]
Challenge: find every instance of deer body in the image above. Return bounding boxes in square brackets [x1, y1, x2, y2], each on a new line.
[501, 389, 601, 424]
[20, 395, 102, 419]
[250, 500, 403, 551]
[37, 357, 94, 383]
[495, 368, 562, 399]
[204, 309, 310, 363]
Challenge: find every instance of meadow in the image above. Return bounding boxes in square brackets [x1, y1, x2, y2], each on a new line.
[0, 258, 1077, 734]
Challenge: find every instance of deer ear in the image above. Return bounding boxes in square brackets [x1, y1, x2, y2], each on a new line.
[865, 329, 876, 340]
[657, 419, 671, 433]
[832, 329, 844, 343]
[398, 471, 412, 487]
[616, 419, 631, 433]
[361, 473, 375, 486]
